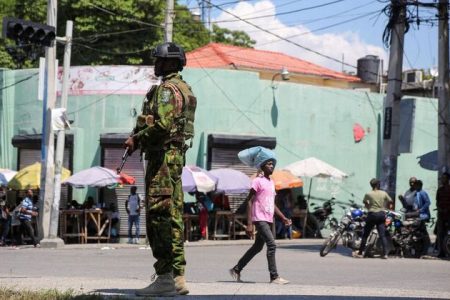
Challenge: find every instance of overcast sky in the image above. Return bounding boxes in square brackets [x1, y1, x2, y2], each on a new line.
[181, 0, 439, 73]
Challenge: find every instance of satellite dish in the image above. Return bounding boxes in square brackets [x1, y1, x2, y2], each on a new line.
[430, 67, 438, 77]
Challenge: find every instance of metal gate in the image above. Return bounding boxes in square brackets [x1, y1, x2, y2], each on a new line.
[102, 147, 146, 237]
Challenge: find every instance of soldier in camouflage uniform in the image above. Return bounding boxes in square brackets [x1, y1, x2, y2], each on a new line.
[124, 42, 196, 297]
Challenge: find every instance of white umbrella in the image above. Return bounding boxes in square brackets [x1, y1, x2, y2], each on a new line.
[182, 165, 217, 193]
[283, 157, 348, 237]
[63, 166, 120, 188]
[0, 169, 18, 186]
[283, 157, 348, 179]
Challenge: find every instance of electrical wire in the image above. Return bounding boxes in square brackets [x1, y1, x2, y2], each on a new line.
[0, 72, 39, 91]
[214, 0, 347, 24]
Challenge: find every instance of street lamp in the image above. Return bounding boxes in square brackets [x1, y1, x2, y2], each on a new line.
[271, 67, 290, 89]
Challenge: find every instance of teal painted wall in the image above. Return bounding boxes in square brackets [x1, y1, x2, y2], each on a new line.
[0, 67, 440, 218]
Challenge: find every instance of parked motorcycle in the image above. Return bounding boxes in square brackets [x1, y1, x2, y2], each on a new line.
[364, 210, 430, 258]
[319, 205, 366, 257]
[442, 219, 450, 257]
[307, 198, 338, 238]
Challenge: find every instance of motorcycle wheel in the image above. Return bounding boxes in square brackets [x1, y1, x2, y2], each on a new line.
[363, 231, 377, 258]
[402, 243, 422, 258]
[443, 235, 450, 256]
[319, 231, 341, 257]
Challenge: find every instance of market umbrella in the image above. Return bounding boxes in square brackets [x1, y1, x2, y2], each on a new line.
[209, 168, 251, 194]
[182, 165, 217, 193]
[8, 162, 71, 190]
[118, 172, 136, 185]
[0, 169, 18, 187]
[283, 157, 348, 237]
[271, 170, 303, 190]
[250, 170, 303, 191]
[62, 166, 119, 188]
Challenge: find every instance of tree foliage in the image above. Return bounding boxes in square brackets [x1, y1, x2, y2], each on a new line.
[211, 24, 255, 48]
[0, 0, 254, 69]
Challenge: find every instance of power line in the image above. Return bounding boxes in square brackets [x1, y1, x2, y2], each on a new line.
[87, 3, 164, 28]
[204, 0, 368, 71]
[0, 73, 38, 91]
[72, 42, 151, 55]
[214, 0, 347, 24]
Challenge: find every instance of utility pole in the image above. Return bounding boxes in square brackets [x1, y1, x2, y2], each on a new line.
[438, 0, 450, 175]
[48, 20, 73, 246]
[38, 0, 57, 244]
[165, 0, 174, 42]
[380, 0, 406, 205]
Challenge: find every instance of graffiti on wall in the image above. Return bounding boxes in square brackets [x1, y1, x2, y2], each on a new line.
[56, 66, 159, 96]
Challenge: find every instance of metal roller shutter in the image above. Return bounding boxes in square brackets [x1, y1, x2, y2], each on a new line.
[18, 148, 71, 209]
[210, 147, 257, 176]
[103, 148, 145, 237]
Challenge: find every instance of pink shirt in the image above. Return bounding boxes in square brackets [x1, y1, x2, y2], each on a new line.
[251, 176, 276, 223]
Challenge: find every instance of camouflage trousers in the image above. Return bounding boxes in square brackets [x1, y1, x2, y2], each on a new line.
[145, 146, 185, 276]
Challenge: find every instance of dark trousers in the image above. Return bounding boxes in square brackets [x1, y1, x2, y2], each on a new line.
[359, 211, 388, 256]
[436, 216, 449, 256]
[1, 216, 11, 242]
[16, 219, 38, 246]
[235, 221, 278, 280]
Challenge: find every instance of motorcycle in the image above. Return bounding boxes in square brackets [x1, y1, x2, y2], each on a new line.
[364, 210, 430, 258]
[319, 205, 366, 257]
[442, 219, 450, 257]
[307, 198, 338, 238]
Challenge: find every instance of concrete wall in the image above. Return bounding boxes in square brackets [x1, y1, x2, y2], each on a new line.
[0, 67, 440, 218]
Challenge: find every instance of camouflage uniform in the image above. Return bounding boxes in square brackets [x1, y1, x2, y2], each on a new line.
[134, 72, 196, 277]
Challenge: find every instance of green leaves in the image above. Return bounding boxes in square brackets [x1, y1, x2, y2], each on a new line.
[0, 0, 255, 69]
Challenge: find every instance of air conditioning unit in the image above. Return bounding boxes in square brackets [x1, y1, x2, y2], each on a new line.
[403, 70, 423, 83]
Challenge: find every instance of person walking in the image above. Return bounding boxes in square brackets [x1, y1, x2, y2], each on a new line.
[230, 147, 290, 285]
[124, 42, 196, 297]
[354, 178, 393, 259]
[125, 186, 141, 244]
[16, 189, 40, 247]
[436, 172, 450, 258]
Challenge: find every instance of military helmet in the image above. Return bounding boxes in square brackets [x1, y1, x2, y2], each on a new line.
[152, 42, 186, 67]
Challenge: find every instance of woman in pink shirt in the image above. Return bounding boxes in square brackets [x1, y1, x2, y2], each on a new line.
[230, 159, 291, 284]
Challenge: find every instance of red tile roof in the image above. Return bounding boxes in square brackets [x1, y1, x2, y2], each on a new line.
[186, 43, 360, 82]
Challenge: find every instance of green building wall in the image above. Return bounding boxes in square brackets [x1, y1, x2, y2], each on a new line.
[0, 67, 439, 216]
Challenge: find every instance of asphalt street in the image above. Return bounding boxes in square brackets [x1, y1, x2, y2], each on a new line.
[0, 239, 449, 299]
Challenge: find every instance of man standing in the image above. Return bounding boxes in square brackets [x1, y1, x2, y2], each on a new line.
[125, 186, 141, 244]
[398, 177, 417, 212]
[354, 178, 392, 259]
[124, 42, 196, 297]
[436, 172, 450, 258]
[17, 189, 40, 247]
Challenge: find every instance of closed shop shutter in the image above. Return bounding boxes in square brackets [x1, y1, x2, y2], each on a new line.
[103, 148, 145, 237]
[210, 147, 257, 176]
[209, 147, 256, 213]
[18, 148, 71, 209]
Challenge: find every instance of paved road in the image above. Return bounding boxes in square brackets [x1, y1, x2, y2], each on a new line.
[0, 239, 449, 299]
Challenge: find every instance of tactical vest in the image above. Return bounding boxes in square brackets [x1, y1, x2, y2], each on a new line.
[137, 74, 196, 151]
[165, 75, 196, 146]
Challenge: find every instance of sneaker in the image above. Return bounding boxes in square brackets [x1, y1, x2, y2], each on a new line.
[229, 267, 242, 282]
[174, 275, 189, 295]
[34, 243, 41, 248]
[135, 273, 177, 297]
[270, 277, 289, 285]
[128, 238, 133, 244]
[352, 252, 364, 258]
[381, 255, 388, 259]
